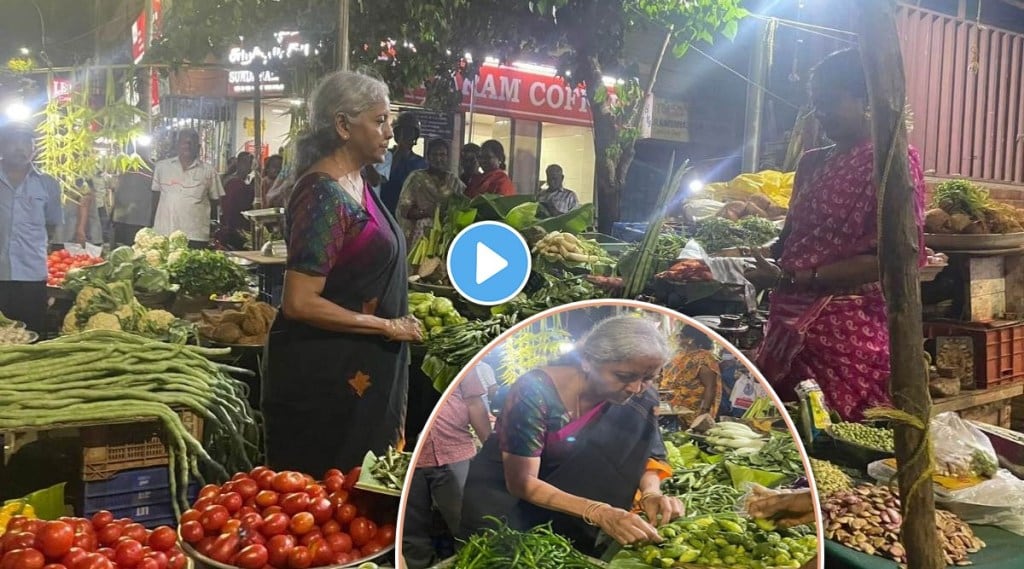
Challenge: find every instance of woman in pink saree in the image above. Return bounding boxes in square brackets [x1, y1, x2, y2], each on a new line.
[746, 49, 926, 421]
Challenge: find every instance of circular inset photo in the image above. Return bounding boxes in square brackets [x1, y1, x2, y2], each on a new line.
[396, 300, 822, 569]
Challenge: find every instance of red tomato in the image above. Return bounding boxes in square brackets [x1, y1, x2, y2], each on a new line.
[255, 491, 279, 509]
[6, 516, 30, 533]
[195, 537, 215, 557]
[285, 547, 311, 569]
[114, 539, 144, 567]
[324, 532, 352, 554]
[178, 521, 204, 544]
[298, 531, 322, 547]
[362, 542, 384, 556]
[240, 531, 265, 548]
[341, 468, 361, 491]
[97, 547, 116, 561]
[279, 493, 310, 516]
[42, 564, 68, 569]
[266, 534, 295, 568]
[208, 533, 240, 564]
[233, 479, 260, 500]
[222, 520, 243, 535]
[178, 509, 201, 526]
[271, 472, 306, 494]
[235, 544, 269, 569]
[303, 484, 325, 499]
[192, 497, 215, 512]
[37, 521, 75, 559]
[249, 466, 272, 478]
[135, 559, 159, 569]
[288, 513, 315, 536]
[261, 506, 284, 517]
[89, 509, 112, 532]
[334, 551, 353, 565]
[142, 550, 168, 569]
[217, 492, 244, 514]
[323, 476, 344, 495]
[165, 550, 187, 569]
[71, 532, 97, 553]
[2, 549, 44, 569]
[254, 471, 276, 491]
[348, 518, 375, 547]
[320, 521, 341, 536]
[328, 490, 350, 510]
[60, 547, 87, 568]
[200, 505, 230, 533]
[24, 520, 44, 534]
[307, 537, 333, 566]
[147, 527, 176, 553]
[375, 524, 396, 545]
[198, 484, 220, 500]
[239, 512, 264, 532]
[307, 498, 332, 525]
[76, 553, 113, 569]
[260, 513, 290, 538]
[96, 524, 123, 547]
[122, 523, 148, 545]
[334, 504, 357, 526]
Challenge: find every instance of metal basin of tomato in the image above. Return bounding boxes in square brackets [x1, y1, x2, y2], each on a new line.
[178, 531, 394, 569]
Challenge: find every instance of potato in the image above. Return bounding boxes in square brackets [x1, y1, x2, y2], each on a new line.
[949, 213, 973, 233]
[748, 193, 774, 211]
[743, 202, 768, 219]
[963, 220, 989, 234]
[924, 208, 950, 233]
[766, 204, 788, 218]
[213, 322, 243, 343]
[220, 310, 247, 325]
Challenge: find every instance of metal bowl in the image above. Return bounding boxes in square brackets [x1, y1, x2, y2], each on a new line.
[180, 538, 392, 569]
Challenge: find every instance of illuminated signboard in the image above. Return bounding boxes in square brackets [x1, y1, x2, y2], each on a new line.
[227, 32, 312, 95]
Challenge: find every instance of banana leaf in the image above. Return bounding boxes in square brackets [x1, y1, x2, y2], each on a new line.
[725, 462, 787, 490]
[422, 354, 461, 393]
[5, 483, 66, 520]
[468, 194, 537, 221]
[623, 157, 690, 298]
[504, 202, 540, 230]
[532, 202, 595, 234]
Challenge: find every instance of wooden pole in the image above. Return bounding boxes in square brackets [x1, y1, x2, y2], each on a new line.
[854, 2, 942, 569]
[338, 0, 351, 71]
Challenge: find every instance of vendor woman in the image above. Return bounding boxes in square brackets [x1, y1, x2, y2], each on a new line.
[459, 316, 684, 556]
[659, 325, 722, 418]
[262, 70, 423, 475]
[744, 48, 926, 421]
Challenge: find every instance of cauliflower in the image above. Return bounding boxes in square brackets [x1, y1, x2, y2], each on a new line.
[168, 230, 189, 251]
[75, 285, 118, 316]
[62, 308, 82, 335]
[84, 313, 122, 331]
[150, 235, 169, 251]
[144, 249, 163, 267]
[142, 309, 176, 334]
[134, 227, 157, 248]
[166, 250, 185, 266]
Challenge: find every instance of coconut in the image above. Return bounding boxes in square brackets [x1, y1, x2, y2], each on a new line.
[924, 208, 951, 233]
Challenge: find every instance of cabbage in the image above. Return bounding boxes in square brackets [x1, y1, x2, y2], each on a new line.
[110, 262, 135, 283]
[133, 266, 171, 293]
[108, 246, 137, 267]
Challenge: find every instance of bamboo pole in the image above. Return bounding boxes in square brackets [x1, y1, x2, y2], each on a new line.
[853, 2, 942, 568]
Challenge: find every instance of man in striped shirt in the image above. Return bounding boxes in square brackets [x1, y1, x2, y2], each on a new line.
[538, 164, 579, 217]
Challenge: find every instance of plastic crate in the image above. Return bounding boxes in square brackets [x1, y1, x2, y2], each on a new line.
[81, 410, 203, 481]
[80, 466, 170, 496]
[924, 321, 1024, 389]
[81, 482, 198, 514]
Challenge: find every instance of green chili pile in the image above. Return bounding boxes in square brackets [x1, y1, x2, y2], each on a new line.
[0, 330, 259, 513]
[454, 518, 604, 568]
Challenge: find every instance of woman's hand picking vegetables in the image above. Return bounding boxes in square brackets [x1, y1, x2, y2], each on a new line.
[594, 505, 662, 546]
[745, 484, 816, 528]
[385, 315, 424, 342]
[639, 492, 685, 527]
[743, 250, 785, 289]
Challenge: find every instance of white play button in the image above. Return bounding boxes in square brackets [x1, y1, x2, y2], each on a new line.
[475, 242, 509, 284]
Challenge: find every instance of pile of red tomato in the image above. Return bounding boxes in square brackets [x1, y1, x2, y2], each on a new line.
[0, 513, 186, 569]
[47, 250, 104, 287]
[179, 467, 396, 569]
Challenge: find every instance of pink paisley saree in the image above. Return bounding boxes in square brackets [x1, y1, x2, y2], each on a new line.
[754, 141, 926, 421]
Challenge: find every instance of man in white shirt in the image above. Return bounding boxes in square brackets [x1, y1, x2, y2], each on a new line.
[151, 129, 224, 247]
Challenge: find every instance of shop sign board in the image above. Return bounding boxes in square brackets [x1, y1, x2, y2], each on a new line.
[227, 32, 310, 96]
[394, 106, 455, 145]
[50, 77, 72, 104]
[406, 65, 594, 127]
[640, 94, 689, 143]
[131, 0, 162, 64]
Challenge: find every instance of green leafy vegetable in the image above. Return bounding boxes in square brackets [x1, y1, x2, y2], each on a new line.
[168, 250, 249, 298]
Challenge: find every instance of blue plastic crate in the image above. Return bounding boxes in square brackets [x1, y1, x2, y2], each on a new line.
[82, 467, 170, 498]
[611, 222, 649, 243]
[100, 502, 176, 523]
[82, 482, 198, 514]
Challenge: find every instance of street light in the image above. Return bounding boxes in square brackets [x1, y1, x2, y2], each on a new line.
[19, 47, 30, 55]
[135, 134, 153, 147]
[688, 180, 705, 194]
[5, 102, 31, 122]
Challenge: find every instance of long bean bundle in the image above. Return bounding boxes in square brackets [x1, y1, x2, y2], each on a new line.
[0, 330, 259, 514]
[454, 517, 603, 568]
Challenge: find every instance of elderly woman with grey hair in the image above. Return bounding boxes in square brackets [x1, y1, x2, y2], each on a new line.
[262, 70, 422, 474]
[458, 316, 684, 557]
